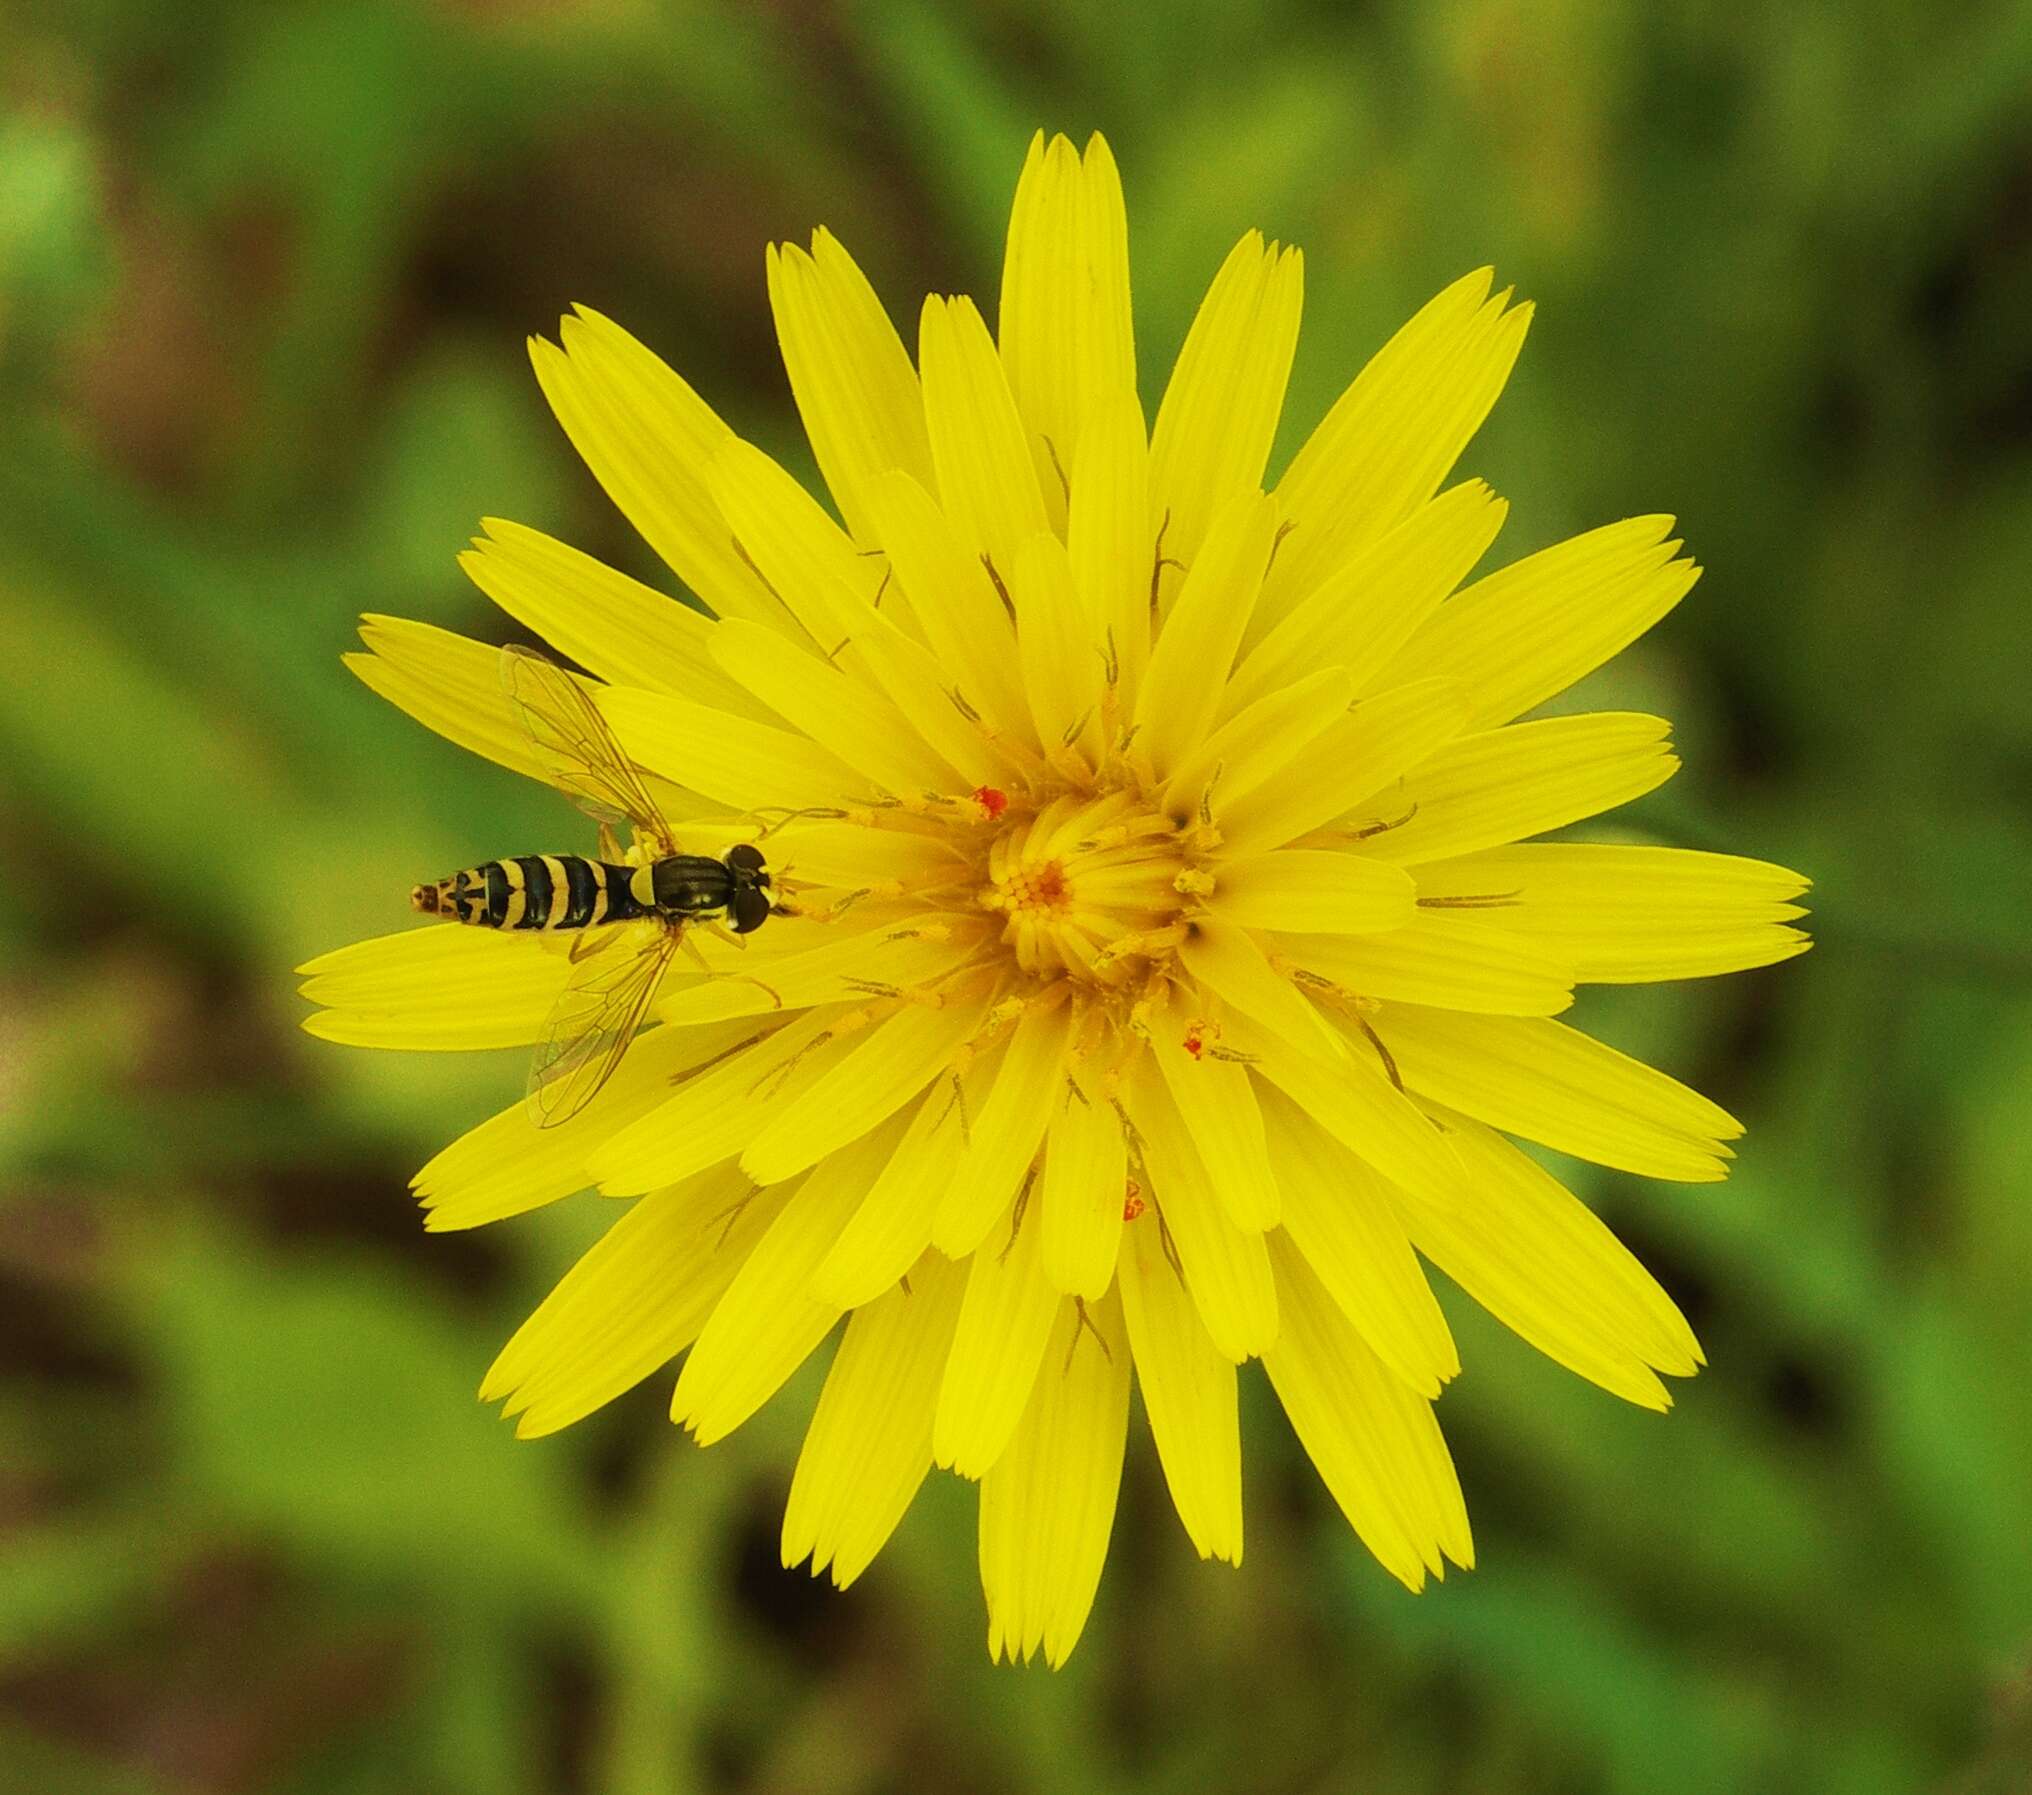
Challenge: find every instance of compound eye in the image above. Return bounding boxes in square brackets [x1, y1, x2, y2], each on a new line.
[725, 842, 765, 873]
[730, 885, 771, 934]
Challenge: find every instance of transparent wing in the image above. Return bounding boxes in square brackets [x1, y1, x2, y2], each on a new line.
[500, 644, 678, 854]
[525, 919, 682, 1127]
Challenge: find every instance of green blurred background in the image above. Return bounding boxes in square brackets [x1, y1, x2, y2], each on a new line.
[4, 2, 2031, 1790]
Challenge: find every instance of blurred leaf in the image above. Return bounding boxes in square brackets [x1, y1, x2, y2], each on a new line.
[0, 107, 112, 366]
[0, 1722, 170, 1795]
[353, 345, 572, 599]
[126, 1219, 600, 1616]
[0, 558, 291, 931]
[0, 1506, 177, 1664]
[854, 0, 1035, 272]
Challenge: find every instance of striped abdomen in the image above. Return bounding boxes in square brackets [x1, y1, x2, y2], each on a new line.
[411, 856, 652, 930]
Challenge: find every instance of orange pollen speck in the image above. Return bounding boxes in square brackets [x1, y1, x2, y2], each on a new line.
[1181, 1029, 1205, 1060]
[1122, 1179, 1146, 1222]
[973, 785, 1009, 820]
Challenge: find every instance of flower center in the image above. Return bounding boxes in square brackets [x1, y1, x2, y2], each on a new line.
[976, 787, 1194, 986]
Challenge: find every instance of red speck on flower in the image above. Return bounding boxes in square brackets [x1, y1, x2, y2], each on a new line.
[973, 785, 1009, 820]
[1181, 1028, 1205, 1060]
[1122, 1179, 1146, 1222]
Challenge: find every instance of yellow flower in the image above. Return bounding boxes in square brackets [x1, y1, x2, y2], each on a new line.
[301, 130, 1809, 1666]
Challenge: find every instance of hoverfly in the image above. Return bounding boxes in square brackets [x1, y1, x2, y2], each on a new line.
[411, 645, 781, 1126]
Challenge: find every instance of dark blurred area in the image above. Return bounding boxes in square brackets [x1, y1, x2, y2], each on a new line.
[3, 2, 2031, 1791]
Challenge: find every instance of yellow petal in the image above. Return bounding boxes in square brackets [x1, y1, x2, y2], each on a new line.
[597, 682, 864, 814]
[782, 1249, 967, 1587]
[1224, 1010, 1465, 1215]
[1121, 1058, 1278, 1363]
[705, 439, 1002, 779]
[1210, 848, 1418, 936]
[934, 1187, 1062, 1477]
[1040, 1072, 1128, 1299]
[703, 434, 866, 646]
[1259, 1087, 1459, 1396]
[1374, 517, 1699, 726]
[1390, 1107, 1703, 1406]
[298, 924, 569, 1051]
[347, 617, 553, 790]
[919, 293, 1051, 580]
[740, 992, 990, 1186]
[1177, 912, 1348, 1065]
[1366, 1007, 1742, 1182]
[704, 425, 1012, 793]
[1118, 1203, 1242, 1562]
[767, 229, 935, 545]
[845, 620, 1012, 791]
[1259, 270, 1528, 638]
[482, 1167, 786, 1437]
[861, 469, 1029, 742]
[1273, 911, 1576, 1016]
[349, 620, 709, 824]
[1150, 1007, 1281, 1230]
[654, 914, 988, 1029]
[1413, 844, 1812, 983]
[1352, 712, 1680, 866]
[709, 619, 954, 796]
[1220, 677, 1474, 858]
[528, 309, 776, 626]
[1065, 392, 1154, 708]
[1014, 530, 1104, 761]
[1132, 493, 1281, 778]
[978, 1288, 1131, 1668]
[809, 1077, 967, 1309]
[1225, 480, 1508, 719]
[1262, 1232, 1473, 1589]
[591, 1012, 834, 1196]
[460, 519, 765, 719]
[1148, 234, 1303, 570]
[750, 819, 964, 891]
[1161, 665, 1353, 828]
[415, 1017, 766, 1229]
[671, 1122, 900, 1444]
[932, 1001, 1070, 1256]
[999, 132, 1136, 526]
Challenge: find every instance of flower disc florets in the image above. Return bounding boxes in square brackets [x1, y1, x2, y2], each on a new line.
[978, 782, 1199, 986]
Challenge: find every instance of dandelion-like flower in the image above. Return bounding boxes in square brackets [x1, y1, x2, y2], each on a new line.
[302, 131, 1809, 1665]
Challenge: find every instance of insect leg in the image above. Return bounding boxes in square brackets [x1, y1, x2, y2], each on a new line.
[677, 927, 783, 1008]
[568, 927, 628, 964]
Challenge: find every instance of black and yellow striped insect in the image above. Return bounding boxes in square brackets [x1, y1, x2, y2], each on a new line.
[412, 644, 779, 1127]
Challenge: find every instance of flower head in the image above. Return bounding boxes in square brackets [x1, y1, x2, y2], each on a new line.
[302, 131, 1809, 1665]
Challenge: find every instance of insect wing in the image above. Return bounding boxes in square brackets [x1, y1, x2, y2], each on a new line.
[525, 919, 681, 1127]
[500, 644, 678, 854]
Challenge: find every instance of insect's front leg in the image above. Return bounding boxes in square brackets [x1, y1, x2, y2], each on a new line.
[678, 923, 781, 1008]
